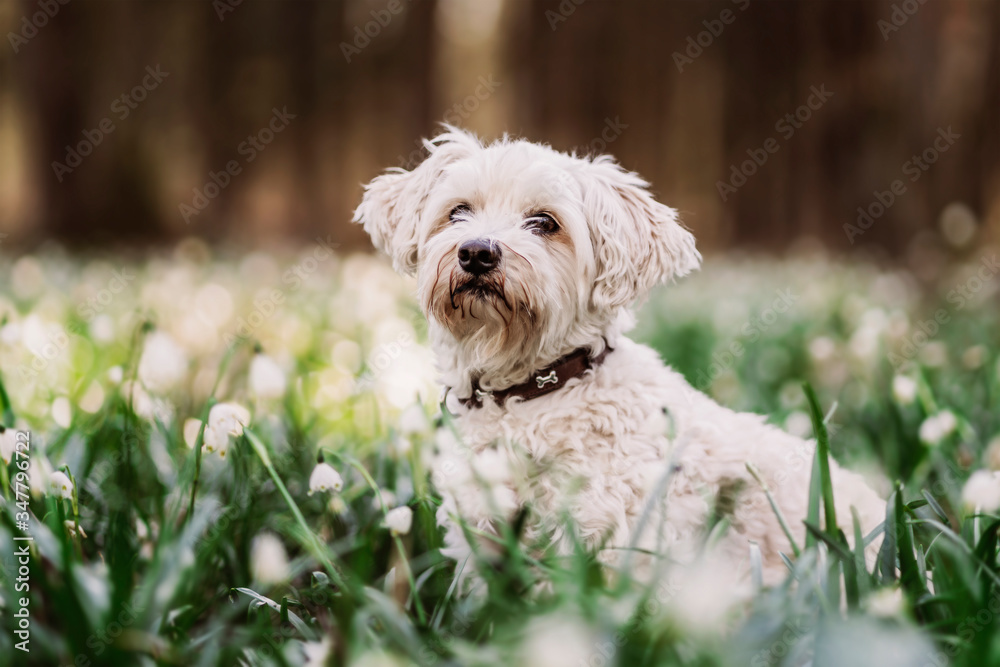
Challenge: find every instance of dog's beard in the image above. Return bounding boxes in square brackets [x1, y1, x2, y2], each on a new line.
[422, 243, 543, 376]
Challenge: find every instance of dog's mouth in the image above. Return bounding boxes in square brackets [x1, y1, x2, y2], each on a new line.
[449, 275, 511, 311]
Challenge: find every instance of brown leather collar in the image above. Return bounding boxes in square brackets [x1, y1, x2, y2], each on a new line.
[454, 344, 613, 409]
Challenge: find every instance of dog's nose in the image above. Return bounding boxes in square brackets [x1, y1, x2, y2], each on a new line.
[457, 239, 500, 276]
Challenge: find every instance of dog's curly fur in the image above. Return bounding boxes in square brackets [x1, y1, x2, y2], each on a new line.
[354, 127, 884, 589]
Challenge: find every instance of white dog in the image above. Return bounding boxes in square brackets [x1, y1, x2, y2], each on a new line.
[354, 127, 884, 589]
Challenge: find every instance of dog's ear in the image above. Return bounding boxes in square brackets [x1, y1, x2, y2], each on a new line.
[577, 156, 700, 310]
[353, 126, 481, 275]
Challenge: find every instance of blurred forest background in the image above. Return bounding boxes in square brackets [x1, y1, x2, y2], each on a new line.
[0, 0, 998, 259]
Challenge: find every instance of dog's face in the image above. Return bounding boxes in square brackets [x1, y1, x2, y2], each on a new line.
[354, 127, 700, 373]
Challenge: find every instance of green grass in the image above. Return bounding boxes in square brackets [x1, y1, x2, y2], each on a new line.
[0, 248, 998, 666]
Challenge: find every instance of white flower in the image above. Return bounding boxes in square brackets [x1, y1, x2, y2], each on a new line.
[302, 637, 333, 667]
[201, 403, 251, 459]
[90, 314, 115, 343]
[892, 375, 917, 405]
[249, 354, 287, 399]
[49, 471, 74, 499]
[79, 382, 105, 414]
[919, 411, 957, 446]
[0, 322, 21, 345]
[122, 381, 153, 420]
[961, 470, 1000, 513]
[666, 553, 741, 635]
[309, 463, 344, 495]
[783, 411, 813, 439]
[201, 424, 230, 458]
[519, 615, 594, 667]
[328, 496, 348, 515]
[962, 345, 986, 370]
[919, 341, 948, 368]
[472, 448, 511, 486]
[808, 336, 836, 362]
[107, 366, 123, 385]
[51, 397, 72, 428]
[250, 532, 290, 585]
[209, 402, 251, 437]
[138, 331, 188, 393]
[867, 587, 905, 618]
[385, 506, 413, 535]
[0, 428, 19, 465]
[397, 404, 428, 435]
[183, 419, 203, 448]
[374, 490, 397, 512]
[985, 436, 1000, 471]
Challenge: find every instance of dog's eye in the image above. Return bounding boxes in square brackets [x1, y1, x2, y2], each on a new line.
[449, 204, 472, 223]
[525, 213, 559, 235]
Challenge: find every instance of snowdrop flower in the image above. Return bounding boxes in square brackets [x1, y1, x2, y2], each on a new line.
[90, 314, 115, 344]
[49, 471, 74, 499]
[374, 490, 397, 511]
[51, 397, 72, 428]
[328, 496, 348, 515]
[891, 375, 917, 405]
[309, 463, 344, 495]
[302, 637, 333, 667]
[64, 519, 88, 539]
[397, 404, 428, 435]
[138, 331, 188, 393]
[665, 552, 741, 635]
[0, 428, 18, 465]
[783, 411, 813, 439]
[519, 615, 594, 667]
[961, 470, 1000, 513]
[962, 345, 986, 370]
[183, 419, 203, 448]
[0, 321, 21, 345]
[121, 381, 156, 421]
[867, 587, 905, 618]
[209, 402, 251, 437]
[984, 436, 1000, 471]
[250, 532, 290, 585]
[79, 382, 105, 414]
[919, 341, 948, 368]
[919, 411, 957, 446]
[385, 506, 413, 535]
[249, 353, 287, 400]
[201, 425, 230, 458]
[808, 336, 836, 362]
[201, 402, 252, 458]
[107, 365, 123, 385]
[472, 448, 512, 486]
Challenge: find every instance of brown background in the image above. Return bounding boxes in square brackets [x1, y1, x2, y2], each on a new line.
[1, 0, 998, 257]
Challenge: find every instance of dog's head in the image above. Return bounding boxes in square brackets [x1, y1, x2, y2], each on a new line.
[354, 127, 700, 379]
